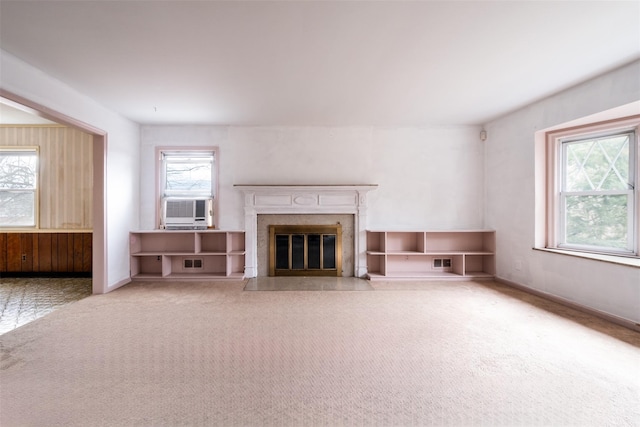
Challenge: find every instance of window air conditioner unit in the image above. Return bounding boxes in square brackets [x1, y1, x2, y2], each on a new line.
[162, 198, 213, 230]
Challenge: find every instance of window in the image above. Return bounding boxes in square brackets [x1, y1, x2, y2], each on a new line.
[158, 147, 217, 227]
[161, 151, 215, 198]
[546, 116, 639, 257]
[0, 147, 38, 227]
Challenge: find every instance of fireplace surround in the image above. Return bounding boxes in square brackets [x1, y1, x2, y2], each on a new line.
[235, 185, 377, 278]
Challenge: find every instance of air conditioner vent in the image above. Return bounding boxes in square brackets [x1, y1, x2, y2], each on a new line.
[162, 197, 213, 230]
[166, 200, 194, 218]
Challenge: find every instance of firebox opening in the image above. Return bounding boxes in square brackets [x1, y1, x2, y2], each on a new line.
[269, 224, 342, 276]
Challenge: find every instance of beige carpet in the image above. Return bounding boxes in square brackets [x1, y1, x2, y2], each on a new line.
[1, 279, 638, 426]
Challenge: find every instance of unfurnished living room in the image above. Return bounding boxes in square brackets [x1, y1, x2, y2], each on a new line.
[0, 1, 639, 426]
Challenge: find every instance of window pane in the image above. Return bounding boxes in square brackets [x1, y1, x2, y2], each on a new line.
[0, 191, 35, 226]
[323, 235, 336, 269]
[0, 152, 37, 189]
[307, 234, 321, 269]
[275, 235, 289, 269]
[291, 235, 305, 269]
[0, 150, 37, 227]
[565, 135, 629, 191]
[165, 157, 212, 193]
[565, 194, 628, 250]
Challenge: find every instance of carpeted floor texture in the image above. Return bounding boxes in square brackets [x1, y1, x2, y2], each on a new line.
[1, 279, 638, 426]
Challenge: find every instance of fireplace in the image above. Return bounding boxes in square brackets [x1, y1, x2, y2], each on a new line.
[258, 214, 353, 277]
[269, 224, 342, 276]
[235, 185, 377, 278]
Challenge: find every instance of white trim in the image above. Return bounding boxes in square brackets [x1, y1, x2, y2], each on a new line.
[545, 115, 640, 257]
[156, 146, 219, 229]
[235, 185, 377, 278]
[1, 90, 109, 294]
[107, 276, 131, 292]
[534, 247, 640, 268]
[0, 146, 39, 228]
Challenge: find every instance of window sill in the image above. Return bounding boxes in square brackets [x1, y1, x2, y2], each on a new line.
[534, 247, 640, 268]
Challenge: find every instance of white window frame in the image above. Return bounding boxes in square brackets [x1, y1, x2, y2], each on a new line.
[156, 146, 218, 229]
[546, 115, 640, 258]
[0, 146, 39, 228]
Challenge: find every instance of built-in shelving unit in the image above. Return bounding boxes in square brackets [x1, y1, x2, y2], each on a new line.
[366, 230, 495, 280]
[130, 230, 245, 281]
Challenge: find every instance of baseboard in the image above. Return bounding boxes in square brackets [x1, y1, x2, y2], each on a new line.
[495, 276, 640, 333]
[106, 277, 131, 293]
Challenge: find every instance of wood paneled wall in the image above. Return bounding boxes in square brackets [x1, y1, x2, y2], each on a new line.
[0, 232, 92, 274]
[0, 125, 93, 229]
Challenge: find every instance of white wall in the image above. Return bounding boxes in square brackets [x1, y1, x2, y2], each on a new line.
[0, 50, 141, 292]
[140, 126, 234, 229]
[485, 60, 640, 323]
[140, 125, 485, 232]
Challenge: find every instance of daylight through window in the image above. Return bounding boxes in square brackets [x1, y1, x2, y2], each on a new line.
[546, 116, 639, 257]
[560, 131, 634, 252]
[162, 152, 214, 198]
[158, 148, 217, 229]
[0, 147, 38, 227]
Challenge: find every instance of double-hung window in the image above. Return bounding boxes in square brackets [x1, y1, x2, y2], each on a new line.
[161, 150, 215, 198]
[0, 147, 38, 227]
[547, 116, 639, 258]
[158, 148, 217, 228]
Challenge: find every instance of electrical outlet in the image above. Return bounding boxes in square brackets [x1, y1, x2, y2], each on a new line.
[21, 254, 27, 261]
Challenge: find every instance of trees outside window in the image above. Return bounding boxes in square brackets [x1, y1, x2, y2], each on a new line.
[547, 116, 639, 257]
[162, 152, 214, 198]
[561, 132, 634, 252]
[0, 148, 38, 227]
[157, 148, 218, 229]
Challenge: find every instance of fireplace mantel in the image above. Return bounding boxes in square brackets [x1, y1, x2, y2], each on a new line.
[235, 184, 377, 277]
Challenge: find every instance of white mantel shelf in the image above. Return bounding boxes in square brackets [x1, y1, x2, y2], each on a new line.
[235, 184, 378, 187]
[235, 184, 378, 278]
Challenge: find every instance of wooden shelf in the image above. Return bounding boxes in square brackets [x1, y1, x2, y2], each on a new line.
[366, 230, 495, 281]
[130, 230, 245, 281]
[163, 272, 228, 280]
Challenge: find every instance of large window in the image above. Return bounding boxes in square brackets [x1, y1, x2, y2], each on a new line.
[546, 116, 639, 257]
[0, 147, 38, 227]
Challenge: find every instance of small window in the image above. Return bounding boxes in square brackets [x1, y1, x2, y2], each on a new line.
[0, 147, 38, 227]
[162, 151, 214, 198]
[157, 147, 217, 227]
[546, 116, 639, 257]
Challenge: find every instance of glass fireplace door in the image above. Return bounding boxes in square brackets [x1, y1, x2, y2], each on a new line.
[269, 225, 342, 276]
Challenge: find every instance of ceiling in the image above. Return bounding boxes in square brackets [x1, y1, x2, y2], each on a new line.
[0, 1, 638, 126]
[0, 103, 58, 125]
